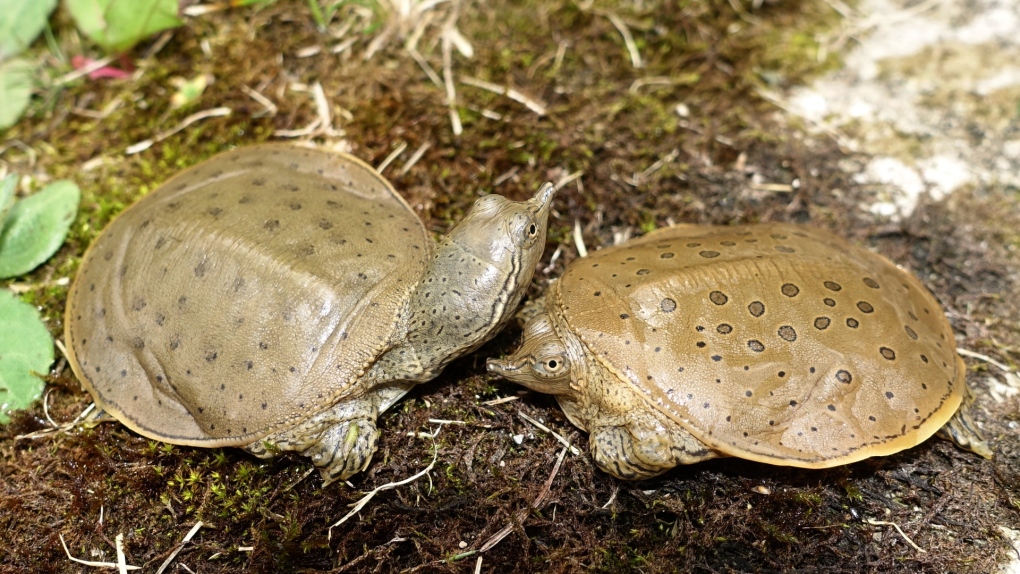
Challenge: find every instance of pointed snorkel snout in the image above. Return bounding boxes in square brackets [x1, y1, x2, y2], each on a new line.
[529, 182, 557, 218]
[486, 357, 520, 378]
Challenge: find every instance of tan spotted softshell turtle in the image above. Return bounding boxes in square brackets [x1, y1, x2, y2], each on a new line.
[66, 144, 555, 484]
[488, 223, 991, 480]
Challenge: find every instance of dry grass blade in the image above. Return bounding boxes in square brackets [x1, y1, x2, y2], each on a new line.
[518, 411, 580, 455]
[154, 521, 203, 574]
[460, 77, 547, 116]
[59, 534, 141, 570]
[377, 141, 409, 173]
[865, 518, 926, 553]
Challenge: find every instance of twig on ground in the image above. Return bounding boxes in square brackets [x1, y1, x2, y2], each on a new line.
[377, 141, 408, 173]
[481, 396, 519, 406]
[518, 411, 580, 456]
[399, 142, 432, 176]
[115, 533, 128, 574]
[461, 77, 547, 116]
[593, 9, 644, 68]
[59, 533, 140, 570]
[865, 518, 926, 553]
[328, 437, 440, 539]
[478, 444, 569, 552]
[154, 522, 203, 574]
[126, 108, 232, 154]
[957, 348, 1014, 372]
[573, 219, 588, 258]
[241, 85, 278, 117]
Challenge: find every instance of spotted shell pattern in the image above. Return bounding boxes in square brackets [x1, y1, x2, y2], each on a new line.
[65, 145, 431, 446]
[553, 223, 963, 466]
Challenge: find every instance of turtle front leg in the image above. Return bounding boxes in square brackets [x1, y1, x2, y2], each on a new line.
[246, 383, 413, 485]
[589, 411, 721, 480]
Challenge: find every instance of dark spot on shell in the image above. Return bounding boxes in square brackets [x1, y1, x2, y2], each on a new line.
[660, 298, 676, 312]
[748, 340, 765, 352]
[155, 313, 165, 326]
[789, 400, 798, 407]
[703, 402, 710, 409]
[908, 311, 919, 321]
[686, 242, 701, 247]
[778, 325, 797, 342]
[261, 403, 267, 409]
[781, 283, 799, 297]
[748, 301, 765, 317]
[745, 390, 753, 397]
[194, 260, 207, 277]
[169, 335, 180, 350]
[205, 351, 218, 362]
[836, 370, 852, 384]
[868, 415, 876, 422]
[880, 347, 896, 360]
[259, 342, 269, 350]
[775, 245, 795, 253]
[824, 281, 842, 291]
[264, 219, 280, 231]
[814, 317, 831, 330]
[827, 404, 836, 411]
[712, 355, 722, 362]
[717, 323, 732, 334]
[660, 252, 674, 259]
[699, 250, 720, 258]
[886, 391, 895, 399]
[636, 269, 651, 276]
[207, 207, 222, 217]
[696, 341, 706, 348]
[133, 298, 147, 311]
[252, 177, 266, 186]
[863, 278, 880, 289]
[846, 318, 859, 328]
[920, 354, 929, 363]
[709, 291, 728, 305]
[131, 337, 145, 350]
[289, 202, 302, 210]
[905, 325, 918, 340]
[823, 298, 836, 307]
[856, 301, 874, 313]
[620, 313, 630, 320]
[319, 219, 333, 230]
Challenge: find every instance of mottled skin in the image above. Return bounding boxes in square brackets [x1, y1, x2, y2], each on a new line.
[489, 223, 991, 480]
[66, 144, 555, 484]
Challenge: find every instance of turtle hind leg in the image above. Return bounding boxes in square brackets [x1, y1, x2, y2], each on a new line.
[589, 413, 721, 480]
[245, 384, 412, 485]
[936, 407, 992, 459]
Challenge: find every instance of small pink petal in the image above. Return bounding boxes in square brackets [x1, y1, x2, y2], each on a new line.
[71, 55, 133, 80]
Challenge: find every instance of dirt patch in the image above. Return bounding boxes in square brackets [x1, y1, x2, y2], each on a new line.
[1, 0, 1017, 572]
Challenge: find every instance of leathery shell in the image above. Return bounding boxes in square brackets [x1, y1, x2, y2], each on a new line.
[65, 144, 431, 447]
[552, 223, 963, 466]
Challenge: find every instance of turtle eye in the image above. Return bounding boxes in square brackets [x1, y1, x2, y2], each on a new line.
[528, 222, 538, 236]
[535, 354, 569, 378]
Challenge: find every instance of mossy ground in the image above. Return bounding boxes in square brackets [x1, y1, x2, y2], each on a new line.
[2, 0, 1018, 572]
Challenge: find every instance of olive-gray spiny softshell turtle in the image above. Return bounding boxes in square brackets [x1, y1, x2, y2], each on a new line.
[488, 223, 991, 480]
[66, 144, 556, 484]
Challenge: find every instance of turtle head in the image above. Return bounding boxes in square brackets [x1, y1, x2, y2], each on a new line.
[487, 313, 574, 396]
[395, 183, 556, 380]
[446, 182, 555, 281]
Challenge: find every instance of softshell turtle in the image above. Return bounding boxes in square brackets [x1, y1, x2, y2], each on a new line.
[488, 223, 991, 480]
[66, 144, 555, 484]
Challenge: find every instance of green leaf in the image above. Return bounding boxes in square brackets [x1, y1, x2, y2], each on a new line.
[0, 289, 53, 424]
[0, 174, 15, 225]
[0, 180, 80, 279]
[0, 58, 34, 131]
[65, 0, 183, 54]
[0, 0, 58, 59]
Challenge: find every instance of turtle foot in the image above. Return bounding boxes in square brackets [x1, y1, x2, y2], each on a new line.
[937, 408, 992, 459]
[303, 418, 381, 486]
[590, 419, 719, 481]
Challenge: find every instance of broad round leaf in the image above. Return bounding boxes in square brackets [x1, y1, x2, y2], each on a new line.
[0, 58, 34, 131]
[0, 0, 58, 59]
[0, 180, 80, 279]
[0, 289, 53, 424]
[65, 0, 182, 54]
[0, 174, 14, 225]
